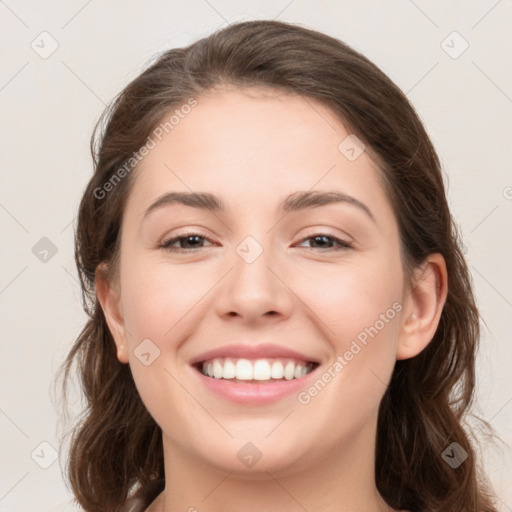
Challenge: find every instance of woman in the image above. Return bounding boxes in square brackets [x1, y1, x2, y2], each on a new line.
[57, 19, 497, 512]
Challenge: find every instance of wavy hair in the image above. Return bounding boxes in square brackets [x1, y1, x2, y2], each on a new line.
[56, 19, 497, 512]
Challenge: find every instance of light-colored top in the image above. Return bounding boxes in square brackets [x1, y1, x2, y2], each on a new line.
[121, 496, 146, 512]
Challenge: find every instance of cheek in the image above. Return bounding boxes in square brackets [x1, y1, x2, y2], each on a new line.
[117, 259, 208, 432]
[120, 258, 207, 342]
[292, 252, 403, 344]
[120, 245, 403, 365]
[292, 255, 403, 409]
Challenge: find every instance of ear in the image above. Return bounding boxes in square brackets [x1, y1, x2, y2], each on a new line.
[95, 263, 129, 364]
[396, 253, 448, 360]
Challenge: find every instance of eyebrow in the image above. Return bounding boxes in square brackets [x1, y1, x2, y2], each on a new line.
[142, 190, 375, 222]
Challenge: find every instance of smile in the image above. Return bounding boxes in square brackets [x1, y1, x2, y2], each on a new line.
[192, 358, 321, 405]
[198, 357, 318, 382]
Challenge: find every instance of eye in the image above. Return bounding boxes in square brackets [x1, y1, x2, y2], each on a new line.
[159, 232, 214, 251]
[158, 231, 352, 252]
[296, 232, 353, 251]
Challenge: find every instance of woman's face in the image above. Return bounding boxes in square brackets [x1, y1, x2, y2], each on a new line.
[104, 86, 410, 475]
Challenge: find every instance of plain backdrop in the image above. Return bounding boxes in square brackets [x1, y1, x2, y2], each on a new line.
[0, 1, 511, 511]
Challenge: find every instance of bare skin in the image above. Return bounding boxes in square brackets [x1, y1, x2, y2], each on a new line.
[96, 86, 447, 512]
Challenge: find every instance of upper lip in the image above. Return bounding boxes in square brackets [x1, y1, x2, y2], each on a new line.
[189, 343, 320, 365]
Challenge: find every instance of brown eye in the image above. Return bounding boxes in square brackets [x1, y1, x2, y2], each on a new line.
[297, 233, 352, 251]
[160, 233, 213, 251]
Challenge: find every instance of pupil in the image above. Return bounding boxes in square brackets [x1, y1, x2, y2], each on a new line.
[185, 235, 201, 247]
[314, 235, 330, 247]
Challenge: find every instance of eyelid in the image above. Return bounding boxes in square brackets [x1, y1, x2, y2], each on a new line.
[159, 231, 215, 250]
[294, 231, 353, 251]
[298, 226, 354, 243]
[159, 229, 354, 253]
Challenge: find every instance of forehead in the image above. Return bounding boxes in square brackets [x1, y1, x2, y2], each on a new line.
[124, 86, 392, 224]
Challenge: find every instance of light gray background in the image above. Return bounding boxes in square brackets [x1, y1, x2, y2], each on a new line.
[1, 1, 511, 511]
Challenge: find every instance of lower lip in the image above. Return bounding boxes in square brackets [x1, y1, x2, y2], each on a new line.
[192, 366, 318, 405]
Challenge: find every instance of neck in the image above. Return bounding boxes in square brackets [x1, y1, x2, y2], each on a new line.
[154, 415, 394, 512]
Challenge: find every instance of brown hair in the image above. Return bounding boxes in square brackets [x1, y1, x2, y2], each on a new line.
[56, 19, 498, 512]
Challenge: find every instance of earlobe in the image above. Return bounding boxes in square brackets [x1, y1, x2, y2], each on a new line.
[95, 263, 129, 364]
[396, 254, 448, 360]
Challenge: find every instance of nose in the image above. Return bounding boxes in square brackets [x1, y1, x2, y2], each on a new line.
[214, 239, 294, 325]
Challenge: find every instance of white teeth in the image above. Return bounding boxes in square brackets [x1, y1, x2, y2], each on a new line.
[253, 359, 271, 380]
[213, 359, 223, 379]
[223, 359, 236, 379]
[200, 357, 315, 381]
[270, 361, 284, 379]
[235, 359, 253, 380]
[284, 361, 295, 380]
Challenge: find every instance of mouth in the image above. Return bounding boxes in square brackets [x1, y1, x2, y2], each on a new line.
[193, 357, 320, 383]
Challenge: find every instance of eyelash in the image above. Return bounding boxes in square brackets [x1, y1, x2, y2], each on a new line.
[159, 231, 353, 252]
